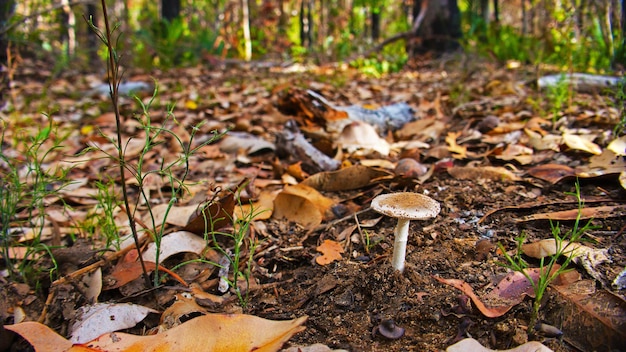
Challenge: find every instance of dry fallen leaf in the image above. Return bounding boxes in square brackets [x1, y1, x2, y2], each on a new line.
[183, 191, 236, 235]
[562, 132, 602, 155]
[527, 163, 575, 184]
[4, 321, 72, 352]
[433, 266, 560, 318]
[7, 313, 308, 352]
[522, 239, 589, 259]
[445, 131, 467, 159]
[515, 205, 626, 222]
[272, 184, 335, 228]
[301, 165, 393, 191]
[315, 240, 344, 265]
[159, 293, 209, 330]
[607, 135, 626, 156]
[69, 303, 158, 343]
[336, 121, 390, 156]
[447, 338, 553, 352]
[448, 166, 521, 182]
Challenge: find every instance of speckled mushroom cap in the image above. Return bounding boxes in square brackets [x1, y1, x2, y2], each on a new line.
[370, 192, 440, 220]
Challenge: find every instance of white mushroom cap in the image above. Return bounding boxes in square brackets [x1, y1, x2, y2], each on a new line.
[370, 192, 440, 220]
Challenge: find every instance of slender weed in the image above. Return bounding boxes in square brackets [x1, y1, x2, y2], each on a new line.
[202, 185, 267, 308]
[497, 180, 597, 335]
[87, 2, 225, 288]
[0, 116, 70, 283]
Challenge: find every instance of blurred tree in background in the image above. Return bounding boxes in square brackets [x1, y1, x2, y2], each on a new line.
[0, 0, 623, 73]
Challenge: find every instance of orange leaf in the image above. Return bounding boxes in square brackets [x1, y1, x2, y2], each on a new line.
[4, 321, 72, 352]
[315, 240, 344, 265]
[7, 314, 307, 352]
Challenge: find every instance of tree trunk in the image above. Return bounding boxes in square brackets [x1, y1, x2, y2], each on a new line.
[622, 0, 625, 40]
[86, 3, 99, 63]
[493, 0, 499, 23]
[162, 0, 181, 21]
[242, 0, 251, 60]
[480, 0, 489, 24]
[61, 0, 76, 58]
[0, 0, 15, 66]
[371, 9, 380, 41]
[300, 0, 313, 47]
[409, 0, 461, 56]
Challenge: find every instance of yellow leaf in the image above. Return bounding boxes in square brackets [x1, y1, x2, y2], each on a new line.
[562, 133, 602, 155]
[80, 125, 94, 135]
[185, 100, 198, 110]
[445, 132, 467, 159]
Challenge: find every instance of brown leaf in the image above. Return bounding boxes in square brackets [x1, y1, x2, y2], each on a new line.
[432, 276, 513, 318]
[515, 205, 626, 222]
[527, 164, 575, 184]
[546, 281, 626, 351]
[433, 267, 560, 318]
[448, 166, 521, 182]
[183, 191, 236, 236]
[301, 165, 393, 191]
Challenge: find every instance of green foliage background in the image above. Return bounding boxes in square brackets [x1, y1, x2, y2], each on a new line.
[0, 0, 624, 72]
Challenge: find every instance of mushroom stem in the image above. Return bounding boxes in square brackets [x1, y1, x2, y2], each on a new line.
[391, 218, 410, 272]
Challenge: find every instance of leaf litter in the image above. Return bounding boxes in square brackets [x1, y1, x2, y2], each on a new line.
[1, 59, 625, 351]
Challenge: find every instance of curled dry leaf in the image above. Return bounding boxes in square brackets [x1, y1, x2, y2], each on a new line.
[562, 133, 602, 155]
[315, 240, 344, 265]
[219, 132, 276, 155]
[273, 184, 335, 228]
[183, 191, 236, 235]
[69, 303, 159, 343]
[445, 132, 467, 159]
[142, 231, 212, 263]
[448, 166, 521, 182]
[336, 121, 390, 156]
[234, 188, 277, 221]
[301, 165, 393, 191]
[522, 239, 588, 259]
[104, 250, 189, 290]
[4, 321, 72, 352]
[7, 314, 308, 352]
[446, 338, 553, 352]
[527, 163, 575, 184]
[607, 135, 626, 156]
[515, 205, 626, 222]
[160, 293, 208, 330]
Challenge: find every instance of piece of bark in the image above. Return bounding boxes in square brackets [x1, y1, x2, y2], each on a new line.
[544, 280, 626, 351]
[275, 120, 340, 173]
[537, 73, 624, 93]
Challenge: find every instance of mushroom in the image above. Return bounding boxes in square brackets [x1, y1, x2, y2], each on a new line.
[373, 319, 405, 340]
[370, 192, 440, 272]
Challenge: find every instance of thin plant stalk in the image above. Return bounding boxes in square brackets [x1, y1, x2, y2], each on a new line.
[95, 0, 151, 288]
